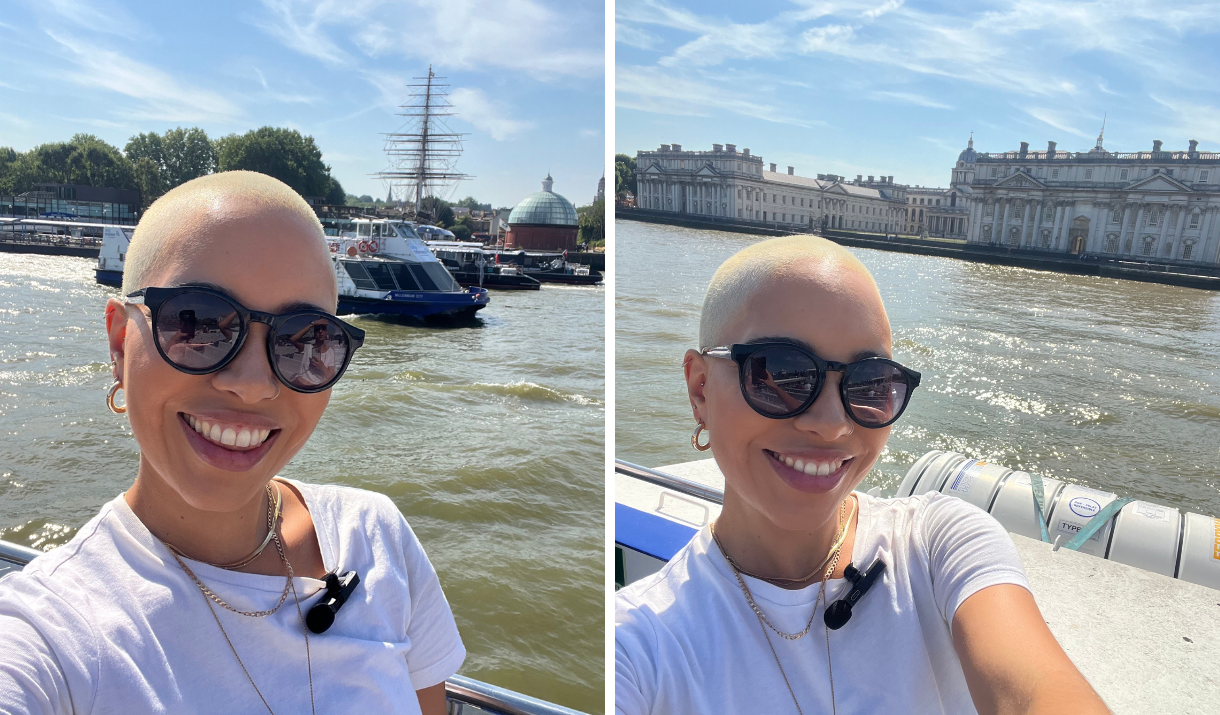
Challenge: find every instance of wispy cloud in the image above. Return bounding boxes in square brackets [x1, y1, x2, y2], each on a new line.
[1024, 107, 1093, 139]
[869, 91, 952, 110]
[448, 88, 535, 141]
[253, 68, 320, 105]
[252, 0, 602, 80]
[28, 0, 147, 40]
[617, 65, 823, 128]
[46, 31, 243, 123]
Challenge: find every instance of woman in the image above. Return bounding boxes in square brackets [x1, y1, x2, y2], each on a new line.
[0, 172, 464, 714]
[615, 236, 1107, 714]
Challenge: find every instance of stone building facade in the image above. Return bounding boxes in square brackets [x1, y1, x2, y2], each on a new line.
[634, 144, 904, 233]
[961, 134, 1220, 264]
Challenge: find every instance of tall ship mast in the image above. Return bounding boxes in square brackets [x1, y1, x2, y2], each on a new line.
[375, 65, 472, 216]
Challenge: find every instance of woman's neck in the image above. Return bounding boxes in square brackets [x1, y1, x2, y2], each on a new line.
[125, 458, 275, 572]
[713, 489, 858, 589]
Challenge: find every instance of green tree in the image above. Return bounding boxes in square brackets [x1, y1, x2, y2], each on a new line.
[126, 127, 216, 190]
[577, 197, 605, 246]
[131, 157, 164, 210]
[450, 214, 475, 241]
[614, 153, 636, 198]
[419, 195, 454, 226]
[0, 147, 19, 194]
[454, 195, 491, 211]
[214, 126, 340, 200]
[6, 135, 136, 193]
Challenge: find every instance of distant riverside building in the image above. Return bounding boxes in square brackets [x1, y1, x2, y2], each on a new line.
[634, 144, 905, 233]
[961, 132, 1220, 264]
[0, 183, 139, 224]
[505, 174, 579, 251]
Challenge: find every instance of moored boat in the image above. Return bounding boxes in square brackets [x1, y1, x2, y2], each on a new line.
[426, 240, 542, 291]
[486, 249, 602, 285]
[95, 225, 136, 286]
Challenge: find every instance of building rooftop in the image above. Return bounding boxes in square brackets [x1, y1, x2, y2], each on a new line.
[508, 175, 579, 227]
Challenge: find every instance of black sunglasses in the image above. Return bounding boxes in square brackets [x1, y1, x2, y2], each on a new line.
[701, 342, 921, 428]
[126, 285, 365, 393]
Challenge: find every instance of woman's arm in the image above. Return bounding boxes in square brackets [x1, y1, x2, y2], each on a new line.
[415, 682, 447, 715]
[952, 584, 1109, 715]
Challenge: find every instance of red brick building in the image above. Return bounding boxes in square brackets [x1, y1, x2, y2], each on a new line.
[504, 174, 579, 251]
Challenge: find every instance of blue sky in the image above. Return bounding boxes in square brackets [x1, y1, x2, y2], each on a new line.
[616, 0, 1220, 188]
[0, 0, 605, 208]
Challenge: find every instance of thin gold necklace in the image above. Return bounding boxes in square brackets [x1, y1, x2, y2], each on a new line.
[164, 484, 283, 570]
[712, 496, 855, 715]
[163, 484, 316, 715]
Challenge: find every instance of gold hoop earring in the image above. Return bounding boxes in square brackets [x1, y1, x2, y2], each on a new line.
[691, 422, 711, 451]
[271, 383, 281, 400]
[106, 381, 127, 414]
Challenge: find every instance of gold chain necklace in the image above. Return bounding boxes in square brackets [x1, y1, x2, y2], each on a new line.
[712, 495, 856, 715]
[166, 484, 291, 618]
[162, 483, 316, 715]
[165, 484, 283, 570]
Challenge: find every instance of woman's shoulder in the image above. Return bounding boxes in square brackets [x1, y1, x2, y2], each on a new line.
[860, 491, 1002, 548]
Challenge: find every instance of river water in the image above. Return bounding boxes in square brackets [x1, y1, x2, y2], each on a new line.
[0, 254, 604, 713]
[616, 220, 1220, 518]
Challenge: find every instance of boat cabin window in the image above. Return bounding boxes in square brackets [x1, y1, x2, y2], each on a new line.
[388, 263, 421, 291]
[362, 261, 399, 291]
[340, 261, 379, 290]
[420, 263, 460, 291]
[408, 264, 439, 291]
[358, 223, 372, 238]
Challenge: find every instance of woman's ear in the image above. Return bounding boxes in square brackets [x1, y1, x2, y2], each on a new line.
[683, 349, 710, 423]
[105, 298, 128, 382]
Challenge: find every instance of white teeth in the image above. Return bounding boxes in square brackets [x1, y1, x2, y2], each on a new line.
[785, 456, 795, 467]
[818, 462, 831, 477]
[198, 420, 208, 434]
[220, 428, 237, 446]
[187, 416, 272, 449]
[793, 459, 805, 472]
[235, 429, 252, 448]
[209, 423, 222, 442]
[803, 462, 818, 475]
[259, 429, 270, 442]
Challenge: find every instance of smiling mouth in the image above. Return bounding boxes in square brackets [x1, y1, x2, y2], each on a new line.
[766, 449, 853, 477]
[180, 413, 277, 451]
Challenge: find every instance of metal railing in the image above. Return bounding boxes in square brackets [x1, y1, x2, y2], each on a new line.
[615, 459, 724, 505]
[0, 539, 589, 715]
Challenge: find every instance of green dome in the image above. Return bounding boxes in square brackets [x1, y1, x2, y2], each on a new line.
[508, 175, 578, 226]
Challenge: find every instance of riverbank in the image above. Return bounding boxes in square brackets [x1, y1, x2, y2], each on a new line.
[0, 237, 99, 258]
[616, 207, 1220, 292]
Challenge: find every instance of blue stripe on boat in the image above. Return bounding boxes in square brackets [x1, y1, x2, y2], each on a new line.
[615, 503, 698, 562]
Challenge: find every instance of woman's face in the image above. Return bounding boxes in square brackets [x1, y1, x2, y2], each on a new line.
[108, 206, 338, 512]
[688, 264, 894, 531]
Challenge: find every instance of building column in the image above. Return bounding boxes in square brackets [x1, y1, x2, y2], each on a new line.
[1170, 202, 1188, 258]
[1118, 202, 1134, 254]
[1031, 201, 1044, 247]
[1154, 204, 1172, 255]
[1018, 199, 1031, 247]
[999, 199, 1011, 245]
[1057, 202, 1074, 251]
[1199, 207, 1217, 264]
[1049, 203, 1063, 251]
[1133, 204, 1148, 254]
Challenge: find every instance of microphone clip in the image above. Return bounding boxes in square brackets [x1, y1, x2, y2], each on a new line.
[305, 570, 361, 634]
[824, 558, 886, 630]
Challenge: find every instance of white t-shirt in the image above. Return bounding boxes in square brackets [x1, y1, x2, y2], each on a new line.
[0, 479, 465, 714]
[615, 492, 1030, 715]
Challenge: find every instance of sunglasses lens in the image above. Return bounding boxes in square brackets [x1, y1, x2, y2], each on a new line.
[154, 292, 242, 371]
[741, 347, 819, 416]
[844, 361, 910, 426]
[272, 315, 350, 391]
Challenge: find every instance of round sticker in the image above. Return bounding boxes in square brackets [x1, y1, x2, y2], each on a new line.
[1069, 497, 1101, 518]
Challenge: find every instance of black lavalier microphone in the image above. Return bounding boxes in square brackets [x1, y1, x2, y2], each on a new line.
[824, 559, 886, 630]
[306, 570, 361, 634]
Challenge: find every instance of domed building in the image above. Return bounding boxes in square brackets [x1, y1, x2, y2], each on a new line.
[505, 174, 579, 251]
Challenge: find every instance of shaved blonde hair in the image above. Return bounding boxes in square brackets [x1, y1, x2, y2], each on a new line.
[699, 235, 880, 347]
[122, 171, 328, 295]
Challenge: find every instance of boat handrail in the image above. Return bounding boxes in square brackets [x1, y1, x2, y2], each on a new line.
[615, 459, 724, 505]
[0, 540, 588, 715]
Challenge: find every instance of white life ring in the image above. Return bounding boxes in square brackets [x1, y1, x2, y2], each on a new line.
[358, 241, 369, 253]
[368, 240, 379, 253]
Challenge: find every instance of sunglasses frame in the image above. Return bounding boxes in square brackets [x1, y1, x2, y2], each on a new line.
[126, 285, 365, 394]
[701, 342, 922, 428]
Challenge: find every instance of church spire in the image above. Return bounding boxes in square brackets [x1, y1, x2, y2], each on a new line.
[968, 131, 973, 149]
[1096, 113, 1106, 149]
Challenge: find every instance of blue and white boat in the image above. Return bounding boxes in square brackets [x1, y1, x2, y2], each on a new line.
[328, 218, 488, 320]
[95, 225, 136, 286]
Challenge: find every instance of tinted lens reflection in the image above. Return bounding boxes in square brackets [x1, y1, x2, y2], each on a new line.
[741, 347, 819, 415]
[154, 292, 242, 370]
[844, 361, 909, 426]
[273, 314, 349, 390]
